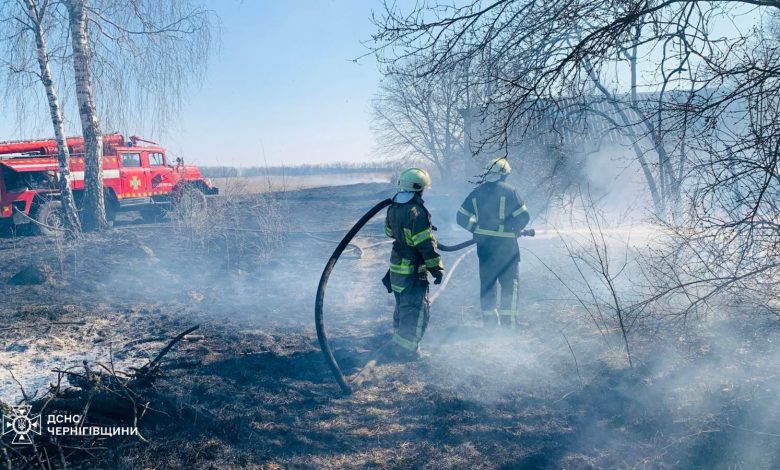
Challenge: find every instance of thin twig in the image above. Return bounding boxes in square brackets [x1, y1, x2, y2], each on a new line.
[559, 329, 584, 387]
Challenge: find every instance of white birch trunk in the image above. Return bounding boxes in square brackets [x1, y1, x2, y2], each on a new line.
[25, 0, 81, 234]
[65, 0, 107, 230]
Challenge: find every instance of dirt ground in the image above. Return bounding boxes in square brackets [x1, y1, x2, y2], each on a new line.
[1, 182, 779, 469]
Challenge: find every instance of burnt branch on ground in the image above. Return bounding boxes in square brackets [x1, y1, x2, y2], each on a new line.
[1, 325, 204, 469]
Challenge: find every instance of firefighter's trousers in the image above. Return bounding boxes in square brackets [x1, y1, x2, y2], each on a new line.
[476, 238, 520, 328]
[392, 277, 430, 351]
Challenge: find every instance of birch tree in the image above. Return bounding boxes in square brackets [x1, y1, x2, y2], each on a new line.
[1, 0, 81, 233]
[64, 0, 105, 231]
[61, 0, 215, 230]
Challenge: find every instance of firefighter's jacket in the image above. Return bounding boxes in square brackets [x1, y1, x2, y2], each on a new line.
[456, 181, 529, 247]
[384, 193, 444, 293]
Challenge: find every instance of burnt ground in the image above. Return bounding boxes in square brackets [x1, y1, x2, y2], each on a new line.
[1, 182, 779, 469]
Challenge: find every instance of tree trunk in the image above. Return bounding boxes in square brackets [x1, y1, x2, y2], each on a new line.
[65, 0, 107, 231]
[459, 108, 475, 180]
[25, 0, 81, 235]
[583, 58, 666, 218]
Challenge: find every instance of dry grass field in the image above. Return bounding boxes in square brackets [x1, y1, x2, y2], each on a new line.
[0, 181, 778, 469]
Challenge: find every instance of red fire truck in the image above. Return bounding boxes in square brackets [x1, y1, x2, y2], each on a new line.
[0, 133, 218, 234]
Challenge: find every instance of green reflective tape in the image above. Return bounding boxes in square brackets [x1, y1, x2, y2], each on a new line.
[474, 227, 516, 238]
[415, 308, 425, 342]
[384, 224, 393, 237]
[410, 227, 432, 245]
[499, 196, 506, 221]
[390, 258, 415, 275]
[390, 264, 414, 275]
[424, 256, 442, 269]
[403, 228, 414, 245]
[472, 198, 479, 222]
[458, 206, 474, 217]
[391, 284, 405, 293]
[512, 204, 528, 217]
[392, 333, 417, 351]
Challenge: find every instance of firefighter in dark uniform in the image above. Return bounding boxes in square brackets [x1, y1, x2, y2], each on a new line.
[456, 158, 530, 329]
[383, 168, 444, 359]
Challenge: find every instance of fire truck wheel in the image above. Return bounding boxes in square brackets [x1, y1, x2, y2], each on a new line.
[175, 186, 207, 216]
[32, 201, 64, 236]
[105, 205, 117, 225]
[104, 190, 119, 226]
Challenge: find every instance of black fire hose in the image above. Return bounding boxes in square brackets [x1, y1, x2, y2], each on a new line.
[438, 238, 474, 252]
[315, 198, 392, 394]
[314, 198, 533, 394]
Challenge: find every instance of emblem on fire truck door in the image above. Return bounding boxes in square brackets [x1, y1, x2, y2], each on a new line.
[129, 176, 141, 190]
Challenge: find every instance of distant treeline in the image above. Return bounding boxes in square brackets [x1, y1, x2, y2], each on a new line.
[201, 162, 397, 178]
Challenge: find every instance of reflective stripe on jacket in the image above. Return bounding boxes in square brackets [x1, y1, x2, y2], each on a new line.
[385, 194, 443, 293]
[456, 181, 529, 238]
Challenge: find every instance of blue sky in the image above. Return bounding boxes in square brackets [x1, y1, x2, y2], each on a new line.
[0, 1, 764, 167]
[165, 0, 389, 167]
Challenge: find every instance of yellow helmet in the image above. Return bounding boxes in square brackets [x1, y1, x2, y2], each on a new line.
[397, 168, 431, 192]
[486, 157, 511, 176]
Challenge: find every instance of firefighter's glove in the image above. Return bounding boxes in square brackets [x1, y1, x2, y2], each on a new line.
[431, 269, 444, 285]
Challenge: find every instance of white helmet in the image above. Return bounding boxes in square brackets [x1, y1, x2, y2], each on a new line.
[484, 157, 511, 181]
[397, 168, 431, 192]
[486, 157, 511, 176]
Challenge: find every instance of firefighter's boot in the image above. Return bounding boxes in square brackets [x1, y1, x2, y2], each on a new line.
[499, 312, 516, 330]
[482, 309, 499, 329]
[384, 343, 421, 363]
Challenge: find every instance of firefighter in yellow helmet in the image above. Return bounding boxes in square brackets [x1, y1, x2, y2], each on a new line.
[456, 158, 529, 329]
[382, 168, 444, 359]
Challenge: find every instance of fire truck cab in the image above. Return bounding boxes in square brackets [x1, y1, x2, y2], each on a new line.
[0, 133, 218, 233]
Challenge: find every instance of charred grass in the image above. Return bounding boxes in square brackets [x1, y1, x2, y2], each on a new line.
[0, 183, 778, 469]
